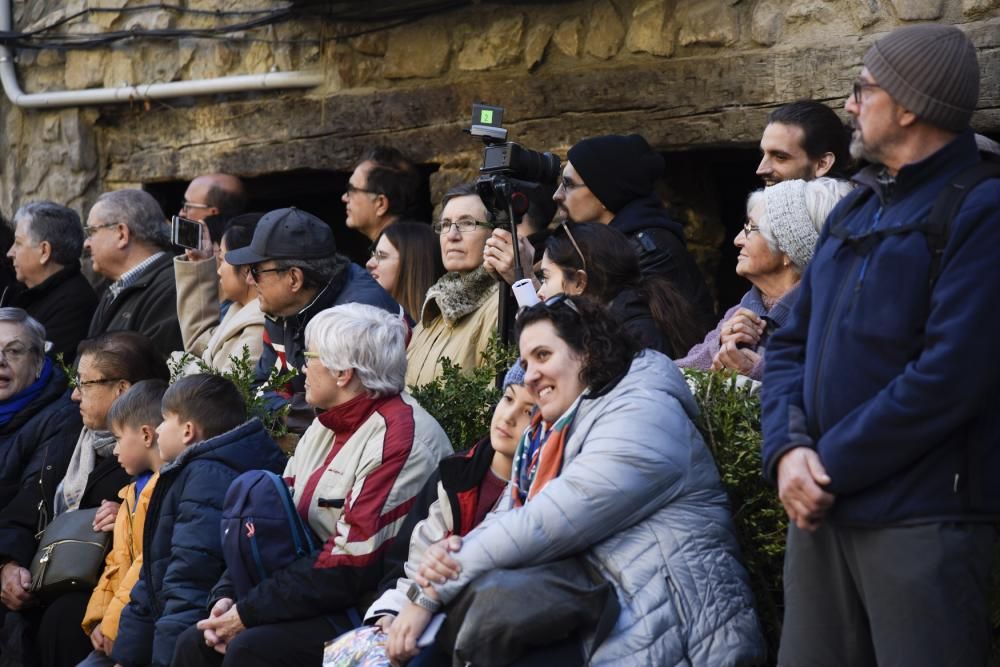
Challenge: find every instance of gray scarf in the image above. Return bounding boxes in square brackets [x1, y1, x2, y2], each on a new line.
[54, 427, 117, 516]
[421, 266, 497, 325]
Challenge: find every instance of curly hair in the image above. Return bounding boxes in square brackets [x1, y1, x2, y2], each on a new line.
[515, 295, 638, 392]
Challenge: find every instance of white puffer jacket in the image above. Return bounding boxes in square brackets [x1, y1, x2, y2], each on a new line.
[434, 351, 766, 666]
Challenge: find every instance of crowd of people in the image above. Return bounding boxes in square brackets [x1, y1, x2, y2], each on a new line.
[0, 21, 994, 667]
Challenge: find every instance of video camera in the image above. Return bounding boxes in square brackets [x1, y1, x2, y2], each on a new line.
[468, 103, 560, 308]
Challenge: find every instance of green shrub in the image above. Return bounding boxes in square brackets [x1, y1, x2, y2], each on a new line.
[683, 368, 786, 659]
[408, 334, 518, 452]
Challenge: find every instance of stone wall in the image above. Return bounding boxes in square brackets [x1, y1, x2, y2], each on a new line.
[1, 0, 998, 268]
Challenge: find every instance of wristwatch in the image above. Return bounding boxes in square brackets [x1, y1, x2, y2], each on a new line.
[407, 582, 442, 613]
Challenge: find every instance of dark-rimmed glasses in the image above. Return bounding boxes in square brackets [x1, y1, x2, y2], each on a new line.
[345, 183, 380, 197]
[543, 293, 581, 315]
[249, 266, 289, 281]
[432, 218, 491, 235]
[74, 376, 123, 391]
[852, 80, 881, 105]
[180, 201, 213, 215]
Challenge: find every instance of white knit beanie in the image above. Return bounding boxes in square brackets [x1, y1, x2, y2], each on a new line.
[764, 180, 817, 270]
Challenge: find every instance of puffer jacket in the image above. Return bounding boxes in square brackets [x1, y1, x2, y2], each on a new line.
[434, 352, 766, 666]
[81, 473, 158, 641]
[112, 419, 286, 667]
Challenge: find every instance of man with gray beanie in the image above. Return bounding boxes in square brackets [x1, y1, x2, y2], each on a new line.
[555, 134, 715, 331]
[762, 23, 1000, 666]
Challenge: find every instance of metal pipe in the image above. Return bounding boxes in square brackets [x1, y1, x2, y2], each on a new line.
[0, 1, 322, 109]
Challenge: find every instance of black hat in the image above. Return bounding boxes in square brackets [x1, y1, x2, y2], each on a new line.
[567, 134, 665, 214]
[225, 207, 335, 265]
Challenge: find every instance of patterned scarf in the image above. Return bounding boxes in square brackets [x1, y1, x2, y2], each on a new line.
[511, 395, 584, 506]
[420, 266, 497, 326]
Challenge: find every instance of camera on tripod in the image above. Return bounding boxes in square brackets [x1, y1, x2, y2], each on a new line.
[467, 103, 560, 305]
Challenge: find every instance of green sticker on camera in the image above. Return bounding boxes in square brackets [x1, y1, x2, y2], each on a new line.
[480, 109, 494, 124]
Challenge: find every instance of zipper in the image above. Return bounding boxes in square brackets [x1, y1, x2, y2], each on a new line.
[31, 539, 109, 592]
[245, 518, 268, 582]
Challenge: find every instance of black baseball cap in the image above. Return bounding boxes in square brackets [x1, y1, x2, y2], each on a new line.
[225, 207, 335, 265]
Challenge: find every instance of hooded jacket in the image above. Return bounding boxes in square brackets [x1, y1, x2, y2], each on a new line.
[112, 419, 286, 667]
[762, 130, 1000, 525]
[433, 352, 766, 666]
[610, 195, 715, 330]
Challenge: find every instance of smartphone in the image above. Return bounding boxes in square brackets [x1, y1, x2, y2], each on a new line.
[171, 215, 205, 251]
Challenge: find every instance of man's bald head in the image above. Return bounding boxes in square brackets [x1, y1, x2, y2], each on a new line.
[182, 173, 247, 222]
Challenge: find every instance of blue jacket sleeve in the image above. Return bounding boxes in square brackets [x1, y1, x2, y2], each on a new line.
[151, 464, 234, 667]
[112, 577, 155, 666]
[760, 260, 818, 485]
[816, 187, 1000, 495]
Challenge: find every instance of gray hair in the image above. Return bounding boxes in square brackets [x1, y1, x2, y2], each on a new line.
[14, 202, 84, 265]
[274, 254, 349, 291]
[93, 189, 170, 249]
[304, 303, 406, 398]
[745, 190, 780, 255]
[0, 307, 47, 373]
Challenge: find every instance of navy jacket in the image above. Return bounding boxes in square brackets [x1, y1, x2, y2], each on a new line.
[112, 419, 286, 667]
[254, 263, 401, 429]
[762, 131, 1000, 525]
[609, 195, 715, 330]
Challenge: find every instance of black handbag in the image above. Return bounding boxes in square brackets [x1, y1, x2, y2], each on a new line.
[436, 557, 620, 667]
[28, 506, 111, 602]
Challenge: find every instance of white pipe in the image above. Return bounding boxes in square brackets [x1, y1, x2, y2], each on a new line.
[0, 1, 322, 109]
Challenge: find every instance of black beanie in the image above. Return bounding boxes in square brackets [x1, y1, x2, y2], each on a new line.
[567, 134, 665, 213]
[863, 24, 979, 133]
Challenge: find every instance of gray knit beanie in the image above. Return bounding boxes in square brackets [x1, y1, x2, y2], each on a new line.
[763, 180, 817, 270]
[863, 24, 979, 133]
[502, 360, 526, 392]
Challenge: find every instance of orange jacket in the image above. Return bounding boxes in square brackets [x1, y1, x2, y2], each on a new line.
[81, 473, 158, 641]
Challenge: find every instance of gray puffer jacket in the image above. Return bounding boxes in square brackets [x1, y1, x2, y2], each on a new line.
[434, 351, 766, 666]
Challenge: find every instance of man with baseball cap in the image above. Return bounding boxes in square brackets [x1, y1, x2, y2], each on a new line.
[762, 24, 1000, 665]
[227, 207, 400, 432]
[555, 134, 715, 330]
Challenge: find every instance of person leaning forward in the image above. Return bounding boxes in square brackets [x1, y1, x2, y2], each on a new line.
[761, 23, 1000, 667]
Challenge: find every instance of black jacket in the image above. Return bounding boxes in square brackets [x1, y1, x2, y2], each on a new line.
[88, 253, 183, 359]
[610, 195, 716, 330]
[608, 286, 674, 358]
[1, 264, 97, 363]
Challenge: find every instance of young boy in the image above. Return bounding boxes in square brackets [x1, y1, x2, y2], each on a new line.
[112, 374, 287, 667]
[79, 379, 168, 667]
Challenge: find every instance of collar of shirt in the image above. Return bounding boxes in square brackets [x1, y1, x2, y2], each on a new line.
[109, 251, 166, 300]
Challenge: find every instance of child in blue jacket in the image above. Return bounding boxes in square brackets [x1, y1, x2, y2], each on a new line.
[112, 374, 286, 667]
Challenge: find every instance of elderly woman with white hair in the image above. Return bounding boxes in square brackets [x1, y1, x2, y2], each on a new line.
[677, 177, 853, 380]
[174, 302, 451, 667]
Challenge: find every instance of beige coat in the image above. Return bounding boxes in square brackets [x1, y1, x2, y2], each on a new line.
[405, 283, 499, 388]
[173, 256, 264, 372]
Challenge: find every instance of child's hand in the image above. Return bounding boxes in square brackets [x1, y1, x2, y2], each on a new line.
[90, 626, 105, 653]
[93, 501, 121, 533]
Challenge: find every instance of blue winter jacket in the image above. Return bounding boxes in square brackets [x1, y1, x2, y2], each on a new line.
[112, 419, 286, 667]
[762, 130, 1000, 525]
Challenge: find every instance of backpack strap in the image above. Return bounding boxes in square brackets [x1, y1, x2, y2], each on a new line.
[924, 158, 1000, 288]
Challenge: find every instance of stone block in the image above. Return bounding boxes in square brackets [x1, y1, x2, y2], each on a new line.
[625, 0, 675, 57]
[383, 23, 450, 78]
[849, 0, 882, 28]
[350, 31, 389, 56]
[678, 1, 739, 47]
[457, 14, 525, 71]
[585, 0, 626, 60]
[243, 42, 275, 74]
[890, 0, 946, 19]
[42, 115, 60, 142]
[525, 22, 554, 69]
[62, 109, 98, 172]
[750, 0, 784, 46]
[35, 49, 63, 67]
[64, 50, 106, 89]
[103, 48, 135, 88]
[553, 17, 583, 57]
[786, 0, 836, 23]
[963, 0, 1000, 15]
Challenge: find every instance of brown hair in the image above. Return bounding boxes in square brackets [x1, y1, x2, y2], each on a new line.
[76, 332, 170, 384]
[161, 374, 246, 440]
[379, 222, 445, 320]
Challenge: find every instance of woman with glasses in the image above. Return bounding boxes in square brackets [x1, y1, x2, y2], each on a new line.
[537, 221, 704, 358]
[173, 303, 451, 667]
[366, 222, 445, 324]
[404, 296, 765, 666]
[677, 178, 852, 380]
[405, 184, 499, 388]
[0, 330, 169, 667]
[173, 214, 266, 373]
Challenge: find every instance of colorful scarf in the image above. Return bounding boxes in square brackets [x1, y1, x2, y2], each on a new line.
[0, 357, 53, 428]
[511, 395, 584, 506]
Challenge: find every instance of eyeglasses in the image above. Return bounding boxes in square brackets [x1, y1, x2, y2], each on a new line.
[852, 79, 882, 105]
[303, 350, 321, 360]
[543, 293, 581, 315]
[248, 266, 289, 281]
[369, 249, 394, 265]
[432, 218, 491, 235]
[73, 376, 123, 391]
[558, 222, 587, 272]
[0, 344, 31, 363]
[742, 220, 762, 237]
[83, 222, 119, 238]
[180, 201, 213, 214]
[556, 177, 585, 193]
[345, 183, 380, 197]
